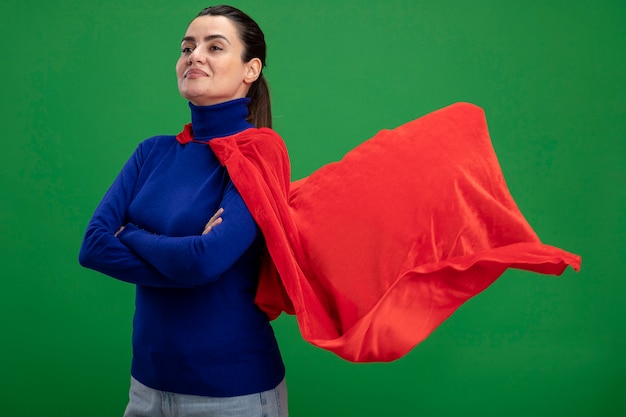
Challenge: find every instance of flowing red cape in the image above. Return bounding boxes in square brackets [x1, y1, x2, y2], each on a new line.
[177, 102, 581, 362]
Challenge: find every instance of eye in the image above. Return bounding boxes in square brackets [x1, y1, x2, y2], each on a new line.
[181, 46, 194, 54]
[209, 45, 223, 52]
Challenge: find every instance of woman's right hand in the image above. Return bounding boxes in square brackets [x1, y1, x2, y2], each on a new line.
[202, 208, 224, 235]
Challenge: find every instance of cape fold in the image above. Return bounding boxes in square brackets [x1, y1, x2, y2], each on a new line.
[200, 102, 581, 362]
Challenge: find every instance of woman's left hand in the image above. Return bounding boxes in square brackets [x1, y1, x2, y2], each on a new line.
[202, 208, 224, 235]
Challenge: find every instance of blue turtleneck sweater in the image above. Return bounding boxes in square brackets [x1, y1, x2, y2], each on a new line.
[79, 98, 285, 397]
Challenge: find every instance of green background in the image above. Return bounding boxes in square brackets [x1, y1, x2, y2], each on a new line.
[1, 0, 624, 415]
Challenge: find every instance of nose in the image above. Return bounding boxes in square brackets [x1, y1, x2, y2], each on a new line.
[188, 48, 205, 65]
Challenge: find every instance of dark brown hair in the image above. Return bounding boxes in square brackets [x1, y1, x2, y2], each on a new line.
[197, 5, 271, 128]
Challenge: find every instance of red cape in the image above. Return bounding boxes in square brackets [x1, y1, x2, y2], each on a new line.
[178, 102, 581, 362]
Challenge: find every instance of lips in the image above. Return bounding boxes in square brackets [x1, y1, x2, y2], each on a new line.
[185, 69, 209, 79]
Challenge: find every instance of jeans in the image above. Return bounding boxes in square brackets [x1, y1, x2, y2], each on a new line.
[123, 377, 288, 417]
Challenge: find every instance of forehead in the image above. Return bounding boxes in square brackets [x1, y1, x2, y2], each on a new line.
[184, 15, 241, 42]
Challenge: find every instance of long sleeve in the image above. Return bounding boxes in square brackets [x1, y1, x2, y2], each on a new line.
[117, 180, 260, 286]
[78, 141, 195, 288]
[79, 100, 286, 399]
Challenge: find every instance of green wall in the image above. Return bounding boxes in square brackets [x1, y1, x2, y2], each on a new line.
[2, 1, 624, 415]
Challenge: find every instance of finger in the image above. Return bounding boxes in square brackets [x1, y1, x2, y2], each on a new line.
[202, 217, 222, 235]
[202, 208, 224, 235]
[114, 225, 125, 237]
[205, 208, 224, 229]
[206, 211, 224, 229]
[209, 208, 225, 223]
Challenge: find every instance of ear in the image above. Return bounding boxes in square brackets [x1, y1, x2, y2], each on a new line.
[243, 58, 262, 84]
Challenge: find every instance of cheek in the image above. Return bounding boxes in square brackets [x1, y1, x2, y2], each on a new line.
[175, 59, 186, 78]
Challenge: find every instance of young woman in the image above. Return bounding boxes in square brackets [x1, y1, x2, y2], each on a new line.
[79, 5, 288, 416]
[80, 4, 581, 416]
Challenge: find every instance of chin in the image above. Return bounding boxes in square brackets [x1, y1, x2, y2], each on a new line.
[181, 91, 207, 105]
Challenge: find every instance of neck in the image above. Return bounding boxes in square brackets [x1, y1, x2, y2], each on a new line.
[189, 98, 253, 140]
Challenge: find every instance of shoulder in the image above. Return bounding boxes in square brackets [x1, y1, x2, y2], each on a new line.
[210, 128, 288, 164]
[134, 135, 179, 158]
[209, 128, 291, 190]
[139, 134, 179, 149]
[234, 127, 286, 152]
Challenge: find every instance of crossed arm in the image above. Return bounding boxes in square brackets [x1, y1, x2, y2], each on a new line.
[114, 206, 222, 238]
[79, 145, 258, 288]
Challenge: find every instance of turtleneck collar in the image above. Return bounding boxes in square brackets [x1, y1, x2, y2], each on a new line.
[187, 97, 253, 141]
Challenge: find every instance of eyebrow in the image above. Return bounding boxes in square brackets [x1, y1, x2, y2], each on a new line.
[181, 34, 231, 45]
